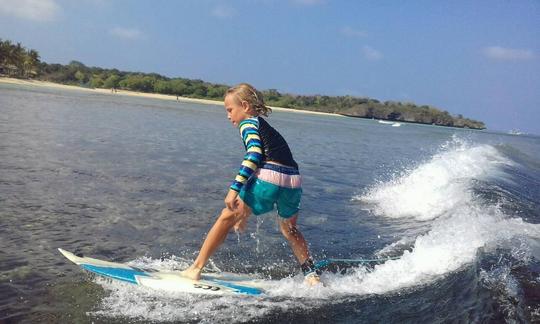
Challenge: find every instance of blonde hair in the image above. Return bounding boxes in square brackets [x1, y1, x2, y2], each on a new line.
[225, 83, 272, 117]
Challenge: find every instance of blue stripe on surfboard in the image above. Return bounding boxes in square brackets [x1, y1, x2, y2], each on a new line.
[81, 264, 150, 284]
[205, 278, 263, 295]
[80, 263, 262, 295]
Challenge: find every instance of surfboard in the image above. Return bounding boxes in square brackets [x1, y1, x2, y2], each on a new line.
[58, 248, 264, 295]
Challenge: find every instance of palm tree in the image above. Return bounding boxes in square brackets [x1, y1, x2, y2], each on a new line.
[0, 39, 13, 74]
[11, 42, 26, 77]
[0, 40, 40, 77]
[0, 41, 22, 76]
[24, 49, 40, 78]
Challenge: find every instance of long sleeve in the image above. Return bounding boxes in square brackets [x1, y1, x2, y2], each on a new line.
[230, 117, 264, 192]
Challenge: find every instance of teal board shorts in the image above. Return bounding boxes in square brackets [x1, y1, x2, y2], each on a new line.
[239, 163, 302, 219]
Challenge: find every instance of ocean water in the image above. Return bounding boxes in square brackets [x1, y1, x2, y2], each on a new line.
[1, 83, 539, 323]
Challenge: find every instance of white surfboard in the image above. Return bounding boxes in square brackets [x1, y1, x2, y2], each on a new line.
[58, 248, 264, 295]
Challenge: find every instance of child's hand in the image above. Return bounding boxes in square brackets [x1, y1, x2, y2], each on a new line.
[233, 198, 251, 233]
[224, 189, 239, 210]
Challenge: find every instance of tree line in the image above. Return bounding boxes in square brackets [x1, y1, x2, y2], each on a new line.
[0, 39, 485, 129]
[0, 39, 40, 78]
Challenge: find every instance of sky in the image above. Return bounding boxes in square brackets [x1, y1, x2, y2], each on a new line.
[0, 0, 539, 134]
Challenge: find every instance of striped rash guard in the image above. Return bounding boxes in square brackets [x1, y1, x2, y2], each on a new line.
[230, 116, 298, 192]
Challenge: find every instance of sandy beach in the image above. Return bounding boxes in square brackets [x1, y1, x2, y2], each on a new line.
[0, 77, 341, 118]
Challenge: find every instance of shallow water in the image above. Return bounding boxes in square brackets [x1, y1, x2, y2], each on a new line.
[1, 83, 539, 323]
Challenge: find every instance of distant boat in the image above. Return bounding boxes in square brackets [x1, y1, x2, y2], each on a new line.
[508, 129, 524, 135]
[377, 120, 401, 127]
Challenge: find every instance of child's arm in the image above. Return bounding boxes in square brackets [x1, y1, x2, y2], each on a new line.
[226, 118, 263, 209]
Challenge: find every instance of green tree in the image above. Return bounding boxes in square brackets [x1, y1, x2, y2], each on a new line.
[206, 85, 227, 98]
[1, 42, 25, 76]
[103, 74, 120, 89]
[170, 79, 190, 96]
[74, 70, 86, 84]
[154, 80, 173, 94]
[24, 49, 40, 77]
[89, 75, 104, 88]
[264, 89, 281, 102]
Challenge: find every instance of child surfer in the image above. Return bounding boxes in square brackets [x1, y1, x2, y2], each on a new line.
[181, 83, 321, 286]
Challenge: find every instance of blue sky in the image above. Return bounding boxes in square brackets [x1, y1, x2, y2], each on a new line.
[1, 0, 538, 134]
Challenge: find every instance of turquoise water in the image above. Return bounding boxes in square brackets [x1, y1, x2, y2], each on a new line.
[1, 83, 539, 323]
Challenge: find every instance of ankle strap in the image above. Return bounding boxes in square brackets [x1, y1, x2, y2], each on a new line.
[301, 258, 321, 276]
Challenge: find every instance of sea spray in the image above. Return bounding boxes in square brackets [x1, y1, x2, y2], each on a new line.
[356, 138, 514, 220]
[90, 139, 540, 322]
[341, 138, 540, 295]
[344, 205, 539, 295]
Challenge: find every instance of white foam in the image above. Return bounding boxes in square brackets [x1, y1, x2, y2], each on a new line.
[88, 138, 540, 322]
[90, 208, 540, 322]
[340, 138, 540, 295]
[356, 138, 513, 220]
[349, 207, 539, 294]
[91, 269, 317, 323]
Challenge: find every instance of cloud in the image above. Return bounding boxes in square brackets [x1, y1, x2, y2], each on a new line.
[109, 27, 143, 40]
[211, 5, 236, 18]
[483, 46, 535, 61]
[362, 45, 383, 61]
[341, 26, 368, 38]
[0, 0, 61, 22]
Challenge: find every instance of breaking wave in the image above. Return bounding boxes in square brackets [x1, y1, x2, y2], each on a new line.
[91, 137, 540, 323]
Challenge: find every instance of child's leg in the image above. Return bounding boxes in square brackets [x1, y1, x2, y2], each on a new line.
[279, 215, 321, 285]
[182, 207, 248, 280]
[278, 215, 311, 264]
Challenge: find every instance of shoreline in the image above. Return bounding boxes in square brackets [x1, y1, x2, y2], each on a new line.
[0, 77, 341, 118]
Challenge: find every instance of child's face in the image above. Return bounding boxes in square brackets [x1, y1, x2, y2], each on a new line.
[224, 94, 252, 127]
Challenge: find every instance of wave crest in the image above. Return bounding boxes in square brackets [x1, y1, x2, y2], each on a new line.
[356, 138, 513, 220]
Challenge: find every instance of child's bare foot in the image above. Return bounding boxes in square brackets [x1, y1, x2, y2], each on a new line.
[180, 265, 202, 280]
[304, 273, 321, 286]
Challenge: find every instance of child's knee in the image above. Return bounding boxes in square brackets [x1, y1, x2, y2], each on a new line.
[280, 222, 298, 238]
[218, 208, 239, 226]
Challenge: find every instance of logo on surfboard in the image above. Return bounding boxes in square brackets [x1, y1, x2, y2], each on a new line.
[193, 283, 221, 291]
